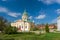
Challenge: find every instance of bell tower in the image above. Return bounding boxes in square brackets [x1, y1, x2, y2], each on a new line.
[22, 10, 28, 21]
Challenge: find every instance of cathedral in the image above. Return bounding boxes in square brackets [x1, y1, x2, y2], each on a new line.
[11, 10, 32, 32]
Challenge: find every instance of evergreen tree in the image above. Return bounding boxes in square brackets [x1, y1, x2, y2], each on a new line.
[45, 23, 49, 33]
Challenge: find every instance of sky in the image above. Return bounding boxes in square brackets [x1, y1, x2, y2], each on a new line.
[0, 0, 60, 24]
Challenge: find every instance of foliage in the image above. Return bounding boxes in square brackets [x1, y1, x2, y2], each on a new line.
[45, 23, 49, 33]
[0, 16, 8, 32]
[0, 33, 60, 40]
[4, 26, 18, 34]
[30, 27, 39, 31]
[17, 32, 35, 35]
[0, 16, 18, 34]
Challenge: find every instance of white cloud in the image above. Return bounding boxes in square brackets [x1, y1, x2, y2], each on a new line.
[0, 7, 8, 13]
[36, 14, 46, 19]
[33, 20, 35, 23]
[38, 0, 60, 5]
[0, 7, 21, 17]
[56, 9, 60, 14]
[56, 0, 60, 4]
[8, 12, 21, 17]
[29, 16, 32, 19]
[2, 0, 7, 1]
[39, 0, 54, 5]
[51, 18, 57, 23]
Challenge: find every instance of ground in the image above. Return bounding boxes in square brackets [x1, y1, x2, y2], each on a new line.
[0, 32, 60, 40]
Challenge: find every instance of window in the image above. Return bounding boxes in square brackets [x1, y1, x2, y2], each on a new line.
[25, 26, 27, 28]
[22, 26, 23, 28]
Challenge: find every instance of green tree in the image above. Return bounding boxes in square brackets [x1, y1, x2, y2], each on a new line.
[0, 16, 8, 32]
[30, 26, 39, 31]
[45, 23, 49, 33]
[4, 25, 18, 34]
[0, 16, 17, 34]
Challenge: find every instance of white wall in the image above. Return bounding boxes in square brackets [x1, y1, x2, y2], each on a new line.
[57, 18, 60, 31]
[20, 22, 30, 32]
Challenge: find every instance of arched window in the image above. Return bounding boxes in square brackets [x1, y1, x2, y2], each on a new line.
[18, 26, 21, 30]
[25, 26, 27, 29]
[22, 26, 23, 28]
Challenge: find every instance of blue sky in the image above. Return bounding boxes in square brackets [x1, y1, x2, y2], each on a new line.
[0, 0, 60, 24]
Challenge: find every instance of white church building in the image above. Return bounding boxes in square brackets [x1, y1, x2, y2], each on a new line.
[57, 16, 60, 31]
[11, 10, 32, 32]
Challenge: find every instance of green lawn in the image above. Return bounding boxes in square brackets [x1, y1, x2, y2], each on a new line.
[0, 33, 60, 40]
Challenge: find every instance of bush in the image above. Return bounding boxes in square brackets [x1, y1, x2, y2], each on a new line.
[17, 32, 35, 35]
[4, 26, 18, 34]
[30, 27, 39, 31]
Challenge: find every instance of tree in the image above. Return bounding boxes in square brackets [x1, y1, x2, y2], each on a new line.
[45, 23, 49, 33]
[30, 26, 39, 31]
[0, 16, 8, 32]
[0, 16, 18, 34]
[4, 25, 18, 34]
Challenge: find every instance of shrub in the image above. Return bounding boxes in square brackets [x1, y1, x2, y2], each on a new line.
[17, 32, 35, 35]
[30, 27, 39, 31]
[4, 26, 18, 34]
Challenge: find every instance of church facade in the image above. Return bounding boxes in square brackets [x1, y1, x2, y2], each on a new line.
[11, 10, 32, 32]
[57, 16, 60, 31]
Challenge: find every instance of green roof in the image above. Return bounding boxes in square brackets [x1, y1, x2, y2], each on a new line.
[27, 19, 32, 22]
[23, 10, 28, 16]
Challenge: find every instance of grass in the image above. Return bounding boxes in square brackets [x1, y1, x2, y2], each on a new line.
[0, 32, 60, 40]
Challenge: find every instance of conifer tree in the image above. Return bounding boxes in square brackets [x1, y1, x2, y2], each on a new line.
[45, 23, 49, 33]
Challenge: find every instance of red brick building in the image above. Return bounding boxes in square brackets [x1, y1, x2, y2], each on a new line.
[36, 24, 57, 29]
